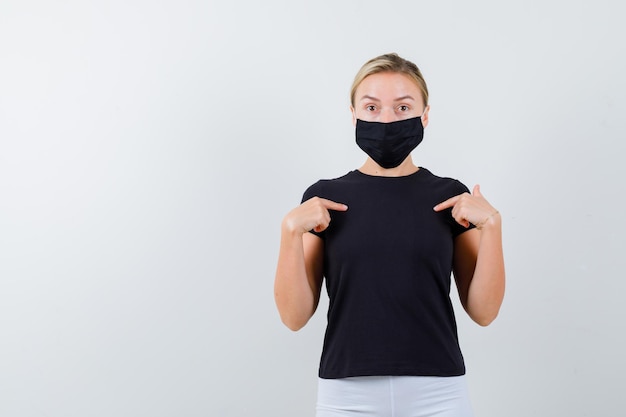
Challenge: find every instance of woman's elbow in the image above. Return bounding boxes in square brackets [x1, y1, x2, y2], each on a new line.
[474, 315, 496, 327]
[278, 311, 310, 332]
[470, 309, 500, 327]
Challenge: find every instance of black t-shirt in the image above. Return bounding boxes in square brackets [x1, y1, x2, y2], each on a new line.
[301, 168, 473, 379]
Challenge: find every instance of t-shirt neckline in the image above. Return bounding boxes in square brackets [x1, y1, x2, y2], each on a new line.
[353, 167, 426, 179]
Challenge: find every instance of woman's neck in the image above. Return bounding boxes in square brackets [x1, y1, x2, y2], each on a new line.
[358, 157, 419, 177]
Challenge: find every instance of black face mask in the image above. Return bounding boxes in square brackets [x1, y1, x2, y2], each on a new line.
[355, 116, 424, 169]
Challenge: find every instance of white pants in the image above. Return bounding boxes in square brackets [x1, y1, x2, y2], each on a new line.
[316, 375, 474, 417]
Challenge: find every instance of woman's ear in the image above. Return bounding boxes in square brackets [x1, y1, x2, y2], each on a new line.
[421, 105, 430, 128]
[350, 106, 357, 126]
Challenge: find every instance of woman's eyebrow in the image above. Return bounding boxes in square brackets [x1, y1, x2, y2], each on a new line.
[359, 95, 380, 102]
[394, 95, 416, 102]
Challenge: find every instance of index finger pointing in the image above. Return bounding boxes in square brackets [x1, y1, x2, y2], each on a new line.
[320, 198, 348, 212]
[433, 195, 460, 212]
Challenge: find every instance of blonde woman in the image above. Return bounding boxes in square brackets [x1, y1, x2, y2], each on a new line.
[274, 53, 505, 417]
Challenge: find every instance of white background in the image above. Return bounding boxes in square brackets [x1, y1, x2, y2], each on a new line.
[1, 1, 624, 416]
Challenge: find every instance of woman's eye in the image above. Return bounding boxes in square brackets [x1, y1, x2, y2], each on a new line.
[398, 105, 409, 112]
[366, 105, 377, 111]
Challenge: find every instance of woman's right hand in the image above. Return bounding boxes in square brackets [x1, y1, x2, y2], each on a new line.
[275, 197, 348, 330]
[282, 197, 348, 234]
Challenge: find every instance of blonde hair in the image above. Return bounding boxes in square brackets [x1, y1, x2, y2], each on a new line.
[350, 53, 429, 107]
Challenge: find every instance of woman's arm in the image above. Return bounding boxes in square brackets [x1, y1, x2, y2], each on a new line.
[274, 197, 348, 331]
[452, 218, 505, 326]
[434, 185, 505, 326]
[274, 231, 324, 331]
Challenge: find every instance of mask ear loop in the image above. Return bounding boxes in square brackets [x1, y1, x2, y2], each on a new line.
[418, 106, 429, 128]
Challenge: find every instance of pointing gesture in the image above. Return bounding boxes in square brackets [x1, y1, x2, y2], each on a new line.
[283, 197, 348, 235]
[433, 185, 500, 229]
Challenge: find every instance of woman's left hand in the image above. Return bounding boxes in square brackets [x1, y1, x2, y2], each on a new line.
[433, 185, 500, 229]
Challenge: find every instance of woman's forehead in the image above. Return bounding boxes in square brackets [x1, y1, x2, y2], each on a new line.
[356, 72, 422, 100]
